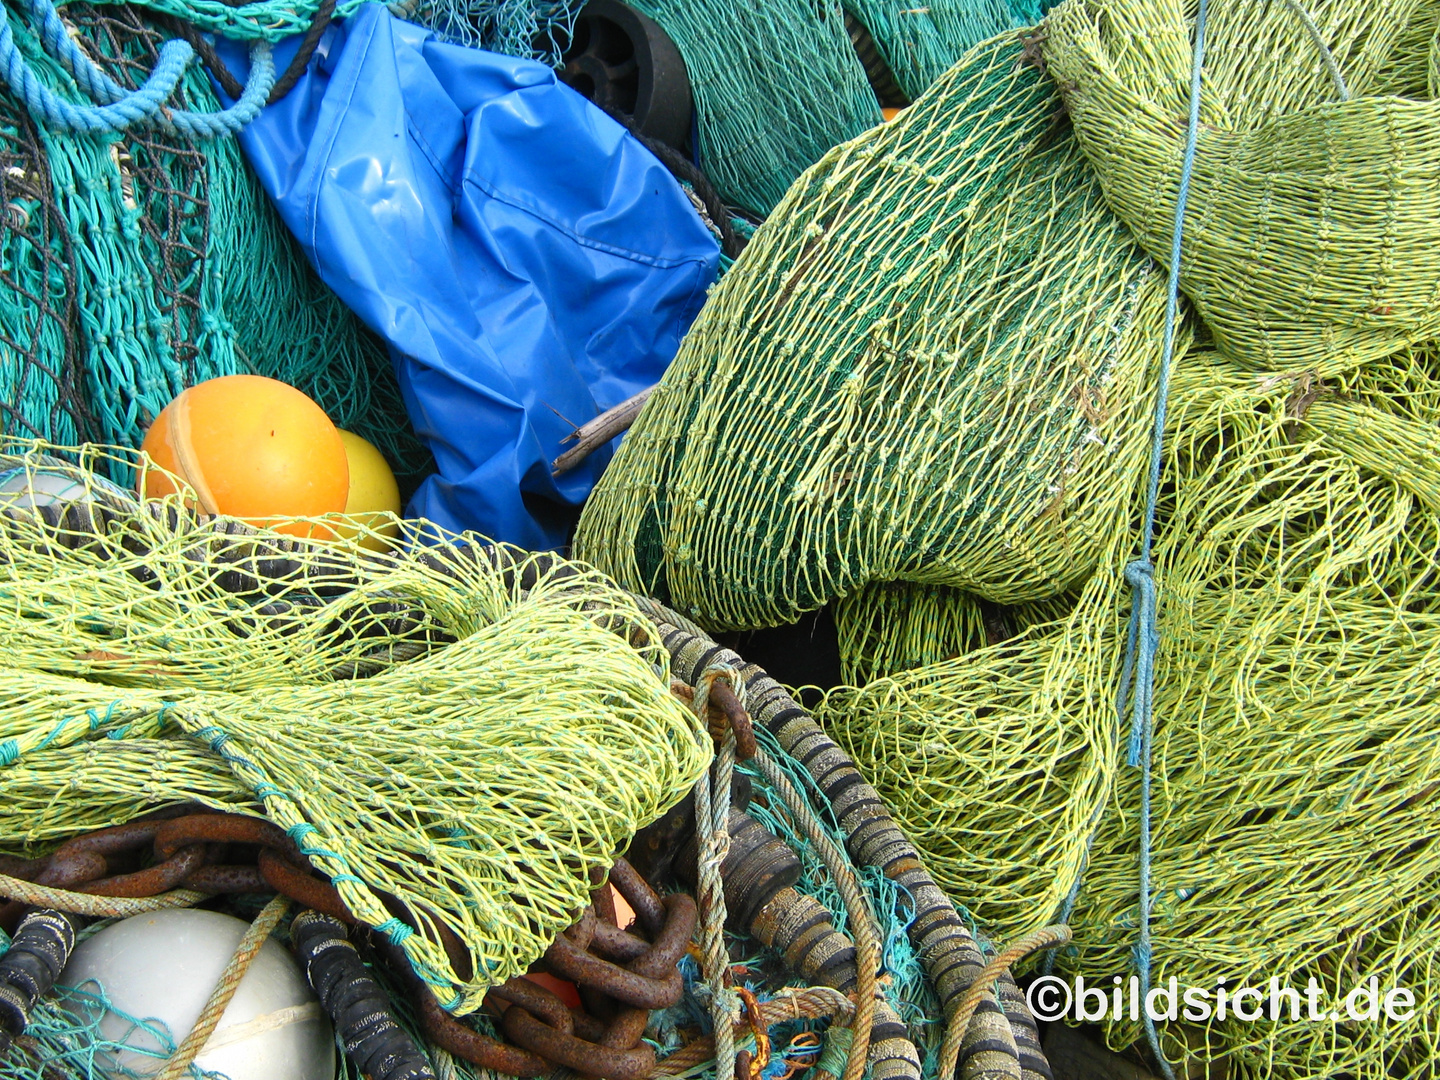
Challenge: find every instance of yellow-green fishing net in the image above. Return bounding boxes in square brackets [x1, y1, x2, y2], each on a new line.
[821, 351, 1440, 1076]
[0, 442, 711, 1014]
[574, 31, 1175, 629]
[1043, 0, 1440, 372]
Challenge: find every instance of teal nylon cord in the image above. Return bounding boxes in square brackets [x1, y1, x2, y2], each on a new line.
[1115, 1, 1209, 1077]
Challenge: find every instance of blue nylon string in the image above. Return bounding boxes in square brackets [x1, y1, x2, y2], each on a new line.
[1116, 1, 1209, 1077]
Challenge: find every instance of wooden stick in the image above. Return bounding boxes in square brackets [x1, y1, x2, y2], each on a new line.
[551, 386, 656, 476]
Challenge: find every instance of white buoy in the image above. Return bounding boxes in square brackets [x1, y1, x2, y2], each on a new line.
[60, 908, 334, 1080]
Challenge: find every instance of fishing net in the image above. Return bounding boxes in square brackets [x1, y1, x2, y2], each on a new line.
[574, 32, 1174, 631]
[0, 3, 430, 491]
[582, 1, 1440, 1072]
[1, 726, 950, 1080]
[832, 582, 1076, 685]
[820, 348, 1440, 1076]
[0, 440, 711, 1014]
[626, 0, 880, 217]
[399, 0, 583, 64]
[843, 0, 1049, 102]
[102, 0, 582, 59]
[1042, 0, 1440, 373]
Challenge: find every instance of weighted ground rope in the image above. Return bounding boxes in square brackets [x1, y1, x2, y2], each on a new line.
[637, 596, 1058, 1080]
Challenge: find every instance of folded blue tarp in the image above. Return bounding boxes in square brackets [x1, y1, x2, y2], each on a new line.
[221, 6, 720, 550]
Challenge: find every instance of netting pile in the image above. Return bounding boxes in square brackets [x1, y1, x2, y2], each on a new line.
[823, 349, 1440, 1077]
[575, 0, 1440, 1073]
[625, 0, 879, 217]
[1043, 0, 1440, 373]
[63, 0, 575, 57]
[0, 441, 711, 1015]
[625, 0, 1063, 217]
[395, 0, 584, 64]
[0, 3, 428, 488]
[843, 0, 1047, 101]
[0, 717, 948, 1080]
[574, 36, 1174, 628]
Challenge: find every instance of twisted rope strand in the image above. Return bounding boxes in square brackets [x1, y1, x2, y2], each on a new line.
[1115, 3, 1209, 1077]
[1, 0, 275, 137]
[0, 872, 205, 918]
[692, 666, 739, 1080]
[152, 894, 290, 1080]
[750, 749, 877, 1080]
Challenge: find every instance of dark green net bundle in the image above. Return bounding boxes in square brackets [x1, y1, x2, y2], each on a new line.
[574, 35, 1175, 627]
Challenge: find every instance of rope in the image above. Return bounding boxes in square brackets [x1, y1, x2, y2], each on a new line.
[691, 665, 740, 1080]
[0, 0, 276, 137]
[750, 750, 876, 1080]
[177, 0, 336, 106]
[1277, 0, 1350, 101]
[152, 894, 290, 1080]
[0, 871, 206, 917]
[934, 925, 1073, 1080]
[653, 987, 855, 1075]
[1114, 2, 1208, 1077]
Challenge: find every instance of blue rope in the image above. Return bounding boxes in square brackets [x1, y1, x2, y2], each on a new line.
[1115, 2, 1209, 1078]
[0, 0, 275, 138]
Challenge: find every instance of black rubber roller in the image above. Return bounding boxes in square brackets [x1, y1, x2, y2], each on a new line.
[560, 0, 692, 150]
[291, 911, 436, 1080]
[0, 910, 75, 1055]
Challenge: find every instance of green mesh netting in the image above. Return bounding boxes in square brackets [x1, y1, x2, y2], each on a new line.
[627, 0, 881, 217]
[104, 0, 581, 56]
[1042, 0, 1440, 372]
[576, 0, 1440, 1072]
[0, 4, 430, 491]
[842, 0, 1049, 102]
[574, 32, 1173, 629]
[396, 0, 584, 64]
[0, 440, 710, 1014]
[833, 581, 1075, 685]
[821, 350, 1440, 1077]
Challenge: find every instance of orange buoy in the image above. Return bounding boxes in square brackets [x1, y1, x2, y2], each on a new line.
[141, 375, 349, 538]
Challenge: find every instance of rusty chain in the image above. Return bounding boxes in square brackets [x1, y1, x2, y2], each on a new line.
[0, 806, 344, 933]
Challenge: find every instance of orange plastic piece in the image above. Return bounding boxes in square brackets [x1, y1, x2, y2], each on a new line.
[141, 375, 349, 538]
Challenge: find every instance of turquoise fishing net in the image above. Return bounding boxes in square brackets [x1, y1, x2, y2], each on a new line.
[0, 4, 430, 489]
[844, 0, 1052, 101]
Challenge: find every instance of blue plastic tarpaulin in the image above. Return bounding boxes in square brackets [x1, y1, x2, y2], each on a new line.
[219, 5, 719, 550]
